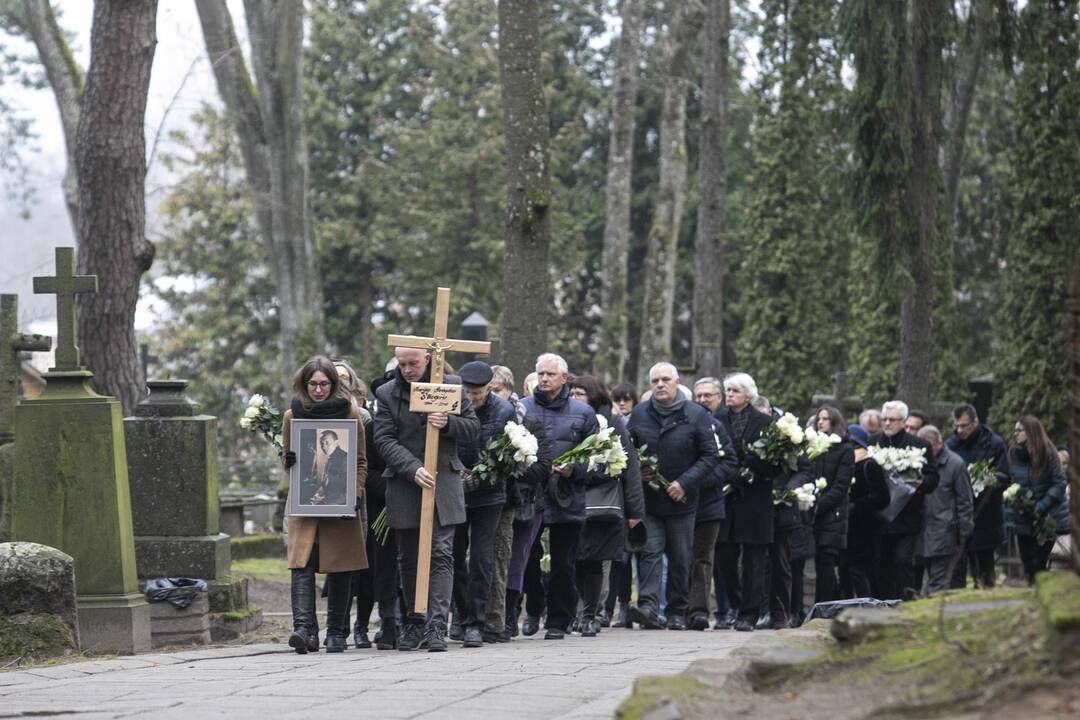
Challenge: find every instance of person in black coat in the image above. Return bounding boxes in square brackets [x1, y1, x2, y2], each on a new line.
[569, 376, 644, 637]
[945, 404, 1008, 588]
[875, 400, 940, 600]
[627, 362, 720, 630]
[839, 424, 889, 598]
[713, 372, 784, 632]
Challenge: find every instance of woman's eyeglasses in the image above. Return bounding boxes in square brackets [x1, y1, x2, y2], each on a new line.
[307, 381, 332, 390]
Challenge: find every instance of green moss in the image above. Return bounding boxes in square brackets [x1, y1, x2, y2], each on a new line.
[616, 673, 717, 720]
[0, 615, 77, 661]
[229, 533, 285, 561]
[1035, 571, 1080, 631]
[211, 606, 260, 623]
[232, 557, 290, 584]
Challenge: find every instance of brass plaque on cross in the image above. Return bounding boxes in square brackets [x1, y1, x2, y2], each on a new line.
[408, 382, 463, 414]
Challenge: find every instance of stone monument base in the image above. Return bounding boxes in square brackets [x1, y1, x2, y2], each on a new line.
[135, 533, 230, 580]
[77, 591, 151, 655]
[150, 594, 210, 648]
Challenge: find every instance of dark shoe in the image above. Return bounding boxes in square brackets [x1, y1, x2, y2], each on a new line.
[496, 630, 511, 643]
[288, 629, 312, 654]
[463, 626, 483, 648]
[522, 615, 540, 636]
[666, 615, 687, 631]
[689, 613, 710, 631]
[617, 606, 631, 628]
[449, 622, 464, 642]
[715, 608, 738, 630]
[376, 621, 398, 650]
[354, 628, 371, 649]
[425, 624, 448, 652]
[769, 613, 789, 631]
[597, 610, 611, 628]
[306, 633, 320, 652]
[628, 605, 663, 630]
[544, 628, 565, 640]
[398, 622, 423, 651]
[325, 635, 347, 653]
[755, 612, 771, 630]
[734, 619, 755, 632]
[580, 618, 597, 637]
[570, 615, 581, 633]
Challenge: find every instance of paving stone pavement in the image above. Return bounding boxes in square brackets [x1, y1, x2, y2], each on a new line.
[0, 626, 762, 719]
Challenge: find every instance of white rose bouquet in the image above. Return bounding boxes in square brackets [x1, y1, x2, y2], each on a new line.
[552, 415, 628, 477]
[804, 427, 841, 460]
[967, 458, 1001, 497]
[749, 412, 805, 472]
[472, 421, 540, 487]
[240, 394, 284, 451]
[867, 445, 927, 483]
[1003, 483, 1057, 545]
[636, 445, 687, 503]
[774, 477, 828, 511]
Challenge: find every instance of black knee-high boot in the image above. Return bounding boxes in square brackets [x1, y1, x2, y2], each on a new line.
[289, 565, 319, 653]
[324, 571, 353, 652]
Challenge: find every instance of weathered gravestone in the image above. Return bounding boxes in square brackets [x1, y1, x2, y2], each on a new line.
[11, 248, 151, 654]
[0, 541, 79, 659]
[125, 380, 231, 647]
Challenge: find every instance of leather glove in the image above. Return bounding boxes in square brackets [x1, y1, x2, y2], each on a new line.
[282, 450, 296, 469]
[354, 495, 363, 513]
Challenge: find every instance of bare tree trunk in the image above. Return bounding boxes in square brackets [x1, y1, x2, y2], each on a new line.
[74, 0, 157, 415]
[597, 0, 645, 385]
[1069, 261, 1080, 572]
[896, 0, 947, 412]
[4, 0, 84, 234]
[196, 0, 325, 392]
[638, 1, 702, 386]
[497, 0, 551, 386]
[692, 0, 729, 378]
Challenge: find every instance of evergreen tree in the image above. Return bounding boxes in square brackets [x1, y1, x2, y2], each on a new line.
[994, 0, 1080, 440]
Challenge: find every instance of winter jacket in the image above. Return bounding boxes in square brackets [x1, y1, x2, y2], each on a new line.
[520, 384, 599, 525]
[695, 418, 740, 523]
[846, 457, 889, 562]
[1007, 446, 1068, 538]
[921, 447, 974, 558]
[457, 393, 517, 509]
[945, 424, 1008, 549]
[792, 440, 855, 549]
[713, 405, 784, 545]
[874, 430, 940, 537]
[627, 399, 720, 517]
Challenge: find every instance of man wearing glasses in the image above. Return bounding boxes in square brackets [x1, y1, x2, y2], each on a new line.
[876, 400, 940, 600]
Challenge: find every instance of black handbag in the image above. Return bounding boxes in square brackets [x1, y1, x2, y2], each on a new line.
[585, 478, 624, 522]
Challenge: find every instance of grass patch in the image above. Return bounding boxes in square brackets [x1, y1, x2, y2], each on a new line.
[769, 585, 1056, 716]
[616, 672, 718, 720]
[232, 557, 290, 584]
[230, 534, 285, 561]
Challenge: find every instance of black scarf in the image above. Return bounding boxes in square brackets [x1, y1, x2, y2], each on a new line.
[730, 404, 751, 439]
[534, 384, 569, 409]
[649, 394, 686, 419]
[291, 395, 351, 420]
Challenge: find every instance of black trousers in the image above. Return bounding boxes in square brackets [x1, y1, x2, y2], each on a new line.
[605, 559, 631, 615]
[950, 547, 996, 589]
[790, 559, 805, 620]
[712, 541, 732, 619]
[1017, 535, 1053, 585]
[452, 504, 504, 627]
[523, 529, 547, 617]
[575, 559, 605, 618]
[815, 546, 840, 603]
[718, 541, 768, 624]
[768, 529, 793, 624]
[879, 532, 922, 600]
[544, 522, 583, 631]
[689, 520, 721, 619]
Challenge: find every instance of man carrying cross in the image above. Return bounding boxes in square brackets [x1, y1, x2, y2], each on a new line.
[374, 346, 480, 651]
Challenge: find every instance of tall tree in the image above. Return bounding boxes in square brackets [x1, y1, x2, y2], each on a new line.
[1069, 262, 1080, 571]
[74, 0, 157, 414]
[691, 0, 730, 378]
[843, 0, 949, 412]
[195, 0, 324, 392]
[637, 0, 702, 385]
[994, 0, 1080, 440]
[597, 0, 645, 384]
[497, 0, 552, 384]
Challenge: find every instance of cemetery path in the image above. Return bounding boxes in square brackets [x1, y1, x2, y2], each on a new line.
[0, 626, 763, 719]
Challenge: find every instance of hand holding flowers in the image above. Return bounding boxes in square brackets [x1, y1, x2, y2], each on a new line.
[749, 412, 806, 471]
[1003, 483, 1057, 545]
[967, 458, 1001, 497]
[773, 477, 828, 511]
[472, 421, 540, 488]
[552, 415, 628, 477]
[240, 394, 284, 451]
[636, 445, 687, 502]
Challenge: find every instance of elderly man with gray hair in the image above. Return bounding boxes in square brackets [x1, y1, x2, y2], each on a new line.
[916, 425, 974, 595]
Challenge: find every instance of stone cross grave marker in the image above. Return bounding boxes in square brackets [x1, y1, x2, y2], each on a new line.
[0, 295, 51, 444]
[32, 246, 98, 372]
[811, 371, 865, 418]
[387, 287, 490, 613]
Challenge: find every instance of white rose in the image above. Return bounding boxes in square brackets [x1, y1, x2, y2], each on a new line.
[244, 406, 260, 419]
[816, 477, 827, 490]
[240, 416, 252, 429]
[596, 414, 608, 430]
[249, 394, 266, 408]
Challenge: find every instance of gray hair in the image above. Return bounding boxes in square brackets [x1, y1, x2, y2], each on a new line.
[535, 353, 568, 374]
[694, 376, 722, 394]
[882, 400, 909, 419]
[918, 425, 943, 444]
[723, 372, 759, 402]
[648, 362, 679, 381]
[859, 408, 881, 424]
[752, 395, 771, 413]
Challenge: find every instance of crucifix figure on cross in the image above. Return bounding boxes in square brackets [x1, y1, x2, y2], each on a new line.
[33, 247, 98, 373]
[385, 287, 490, 615]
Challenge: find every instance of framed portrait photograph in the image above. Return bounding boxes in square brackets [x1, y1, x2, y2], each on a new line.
[288, 418, 358, 517]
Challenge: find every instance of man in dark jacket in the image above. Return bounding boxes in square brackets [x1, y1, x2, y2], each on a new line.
[875, 400, 940, 600]
[714, 372, 784, 631]
[451, 361, 517, 647]
[374, 347, 481, 651]
[945, 404, 1008, 588]
[626, 362, 722, 630]
[917, 426, 974, 595]
[519, 352, 599, 639]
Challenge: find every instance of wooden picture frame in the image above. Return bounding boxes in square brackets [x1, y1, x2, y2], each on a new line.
[288, 418, 358, 517]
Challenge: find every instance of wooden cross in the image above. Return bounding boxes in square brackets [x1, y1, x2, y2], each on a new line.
[33, 247, 98, 372]
[0, 294, 52, 443]
[811, 371, 864, 417]
[387, 287, 490, 614]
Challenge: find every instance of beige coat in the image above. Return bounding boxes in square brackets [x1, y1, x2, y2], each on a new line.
[283, 406, 368, 572]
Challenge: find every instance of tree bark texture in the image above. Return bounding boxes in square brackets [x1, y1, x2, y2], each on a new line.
[597, 0, 645, 385]
[74, 0, 157, 415]
[897, 0, 947, 412]
[638, 1, 702, 387]
[196, 0, 325, 392]
[497, 0, 552, 386]
[692, 0, 730, 378]
[1069, 261, 1080, 572]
